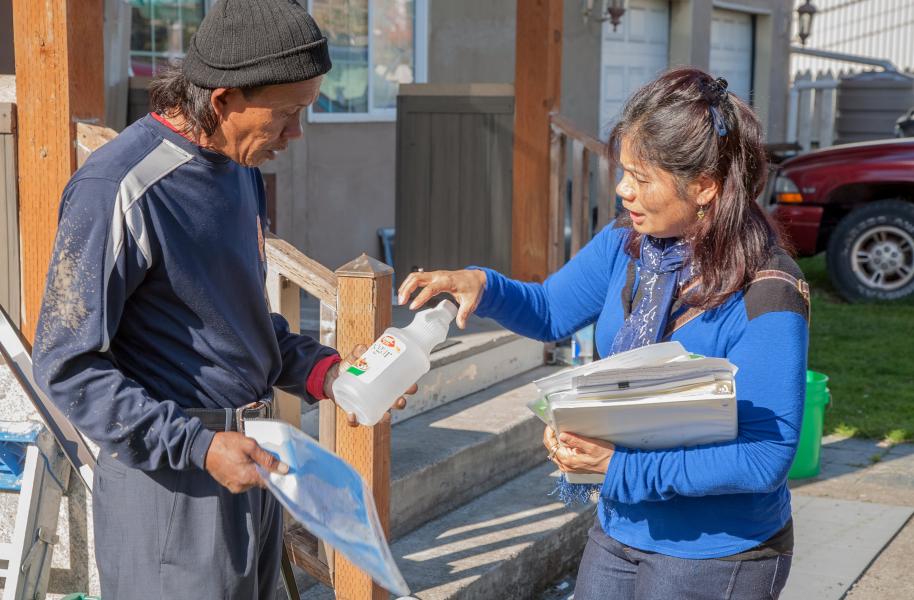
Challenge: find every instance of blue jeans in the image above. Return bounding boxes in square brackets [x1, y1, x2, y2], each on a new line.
[574, 522, 792, 600]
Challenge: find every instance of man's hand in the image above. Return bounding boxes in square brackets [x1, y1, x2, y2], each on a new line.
[543, 426, 615, 475]
[204, 431, 289, 494]
[323, 344, 416, 427]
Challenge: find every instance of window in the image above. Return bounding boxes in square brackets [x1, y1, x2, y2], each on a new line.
[129, 0, 209, 77]
[308, 0, 428, 122]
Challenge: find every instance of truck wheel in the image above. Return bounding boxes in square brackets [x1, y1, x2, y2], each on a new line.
[826, 199, 914, 302]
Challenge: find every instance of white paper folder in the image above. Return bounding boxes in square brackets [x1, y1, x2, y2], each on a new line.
[532, 342, 739, 485]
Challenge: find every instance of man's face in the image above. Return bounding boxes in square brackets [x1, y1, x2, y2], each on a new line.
[215, 76, 323, 167]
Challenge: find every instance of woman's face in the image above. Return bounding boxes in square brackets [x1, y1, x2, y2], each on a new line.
[615, 137, 711, 239]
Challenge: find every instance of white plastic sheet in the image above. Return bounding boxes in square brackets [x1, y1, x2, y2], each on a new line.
[244, 419, 410, 597]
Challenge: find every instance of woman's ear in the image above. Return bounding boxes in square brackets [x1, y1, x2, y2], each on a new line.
[691, 174, 719, 209]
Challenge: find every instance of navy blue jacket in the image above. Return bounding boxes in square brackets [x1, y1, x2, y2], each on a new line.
[32, 115, 336, 472]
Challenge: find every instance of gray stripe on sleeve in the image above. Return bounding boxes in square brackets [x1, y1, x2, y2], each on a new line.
[101, 140, 193, 352]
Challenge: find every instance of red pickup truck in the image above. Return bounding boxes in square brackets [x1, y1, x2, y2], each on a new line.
[769, 138, 914, 302]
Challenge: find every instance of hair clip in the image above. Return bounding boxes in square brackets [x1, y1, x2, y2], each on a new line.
[715, 77, 729, 95]
[699, 76, 729, 137]
[709, 105, 728, 137]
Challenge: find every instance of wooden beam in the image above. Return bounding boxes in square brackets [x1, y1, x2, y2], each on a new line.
[333, 254, 393, 600]
[265, 269, 303, 429]
[265, 235, 338, 306]
[547, 127, 566, 273]
[512, 0, 563, 283]
[12, 0, 105, 342]
[570, 141, 590, 257]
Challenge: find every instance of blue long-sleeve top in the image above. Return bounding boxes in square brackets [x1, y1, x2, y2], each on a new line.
[32, 115, 337, 473]
[473, 222, 809, 559]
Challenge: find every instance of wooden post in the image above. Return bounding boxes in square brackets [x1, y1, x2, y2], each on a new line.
[512, 0, 563, 283]
[816, 70, 836, 149]
[596, 153, 616, 230]
[547, 124, 567, 273]
[265, 268, 303, 428]
[333, 253, 393, 600]
[796, 71, 814, 153]
[570, 140, 590, 257]
[317, 299, 338, 573]
[12, 0, 105, 343]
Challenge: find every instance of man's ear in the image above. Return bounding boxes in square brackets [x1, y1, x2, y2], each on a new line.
[209, 87, 235, 120]
[692, 174, 719, 209]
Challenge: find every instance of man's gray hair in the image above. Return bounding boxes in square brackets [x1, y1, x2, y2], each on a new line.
[148, 63, 220, 138]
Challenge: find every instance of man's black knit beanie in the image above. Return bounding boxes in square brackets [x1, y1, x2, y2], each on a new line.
[182, 0, 332, 89]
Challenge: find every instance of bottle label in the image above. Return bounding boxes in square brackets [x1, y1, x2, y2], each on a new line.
[345, 334, 406, 384]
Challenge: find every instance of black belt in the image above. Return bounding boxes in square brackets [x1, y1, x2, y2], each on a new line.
[186, 400, 273, 433]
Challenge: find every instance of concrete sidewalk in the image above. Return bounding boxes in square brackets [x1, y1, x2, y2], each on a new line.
[790, 435, 914, 600]
[541, 434, 914, 600]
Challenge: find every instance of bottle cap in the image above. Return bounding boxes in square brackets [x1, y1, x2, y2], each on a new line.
[436, 299, 458, 320]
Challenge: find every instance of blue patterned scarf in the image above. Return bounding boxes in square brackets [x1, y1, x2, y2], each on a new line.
[553, 235, 693, 505]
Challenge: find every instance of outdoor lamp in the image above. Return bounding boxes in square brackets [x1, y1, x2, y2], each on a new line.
[797, 0, 818, 46]
[582, 0, 627, 32]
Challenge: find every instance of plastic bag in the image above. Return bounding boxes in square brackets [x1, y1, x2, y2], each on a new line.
[244, 419, 410, 597]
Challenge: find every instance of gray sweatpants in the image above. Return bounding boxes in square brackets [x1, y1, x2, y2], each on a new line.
[92, 453, 282, 599]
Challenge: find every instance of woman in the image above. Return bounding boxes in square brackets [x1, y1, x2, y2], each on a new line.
[398, 68, 807, 599]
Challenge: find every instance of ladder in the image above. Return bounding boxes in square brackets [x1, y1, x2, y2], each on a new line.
[0, 305, 95, 600]
[0, 422, 70, 600]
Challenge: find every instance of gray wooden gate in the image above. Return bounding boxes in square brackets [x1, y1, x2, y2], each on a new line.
[395, 84, 514, 280]
[0, 83, 19, 328]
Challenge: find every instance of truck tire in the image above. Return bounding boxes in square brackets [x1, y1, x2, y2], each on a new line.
[826, 199, 914, 302]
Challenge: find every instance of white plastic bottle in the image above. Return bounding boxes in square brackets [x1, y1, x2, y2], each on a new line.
[332, 300, 458, 426]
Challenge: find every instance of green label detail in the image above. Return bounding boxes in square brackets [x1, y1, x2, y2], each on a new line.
[346, 366, 366, 376]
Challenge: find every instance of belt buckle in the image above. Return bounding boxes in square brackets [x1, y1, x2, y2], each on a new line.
[235, 404, 248, 435]
[236, 400, 271, 434]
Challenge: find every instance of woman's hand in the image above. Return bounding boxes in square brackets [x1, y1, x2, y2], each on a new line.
[323, 344, 415, 426]
[544, 426, 615, 475]
[397, 269, 487, 329]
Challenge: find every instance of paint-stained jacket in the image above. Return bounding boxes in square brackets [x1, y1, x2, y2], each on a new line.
[32, 115, 337, 472]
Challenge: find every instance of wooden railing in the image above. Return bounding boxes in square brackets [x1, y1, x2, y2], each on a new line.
[548, 113, 618, 272]
[265, 238, 394, 599]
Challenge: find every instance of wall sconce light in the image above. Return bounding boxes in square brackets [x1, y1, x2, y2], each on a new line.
[583, 0, 627, 32]
[797, 0, 818, 46]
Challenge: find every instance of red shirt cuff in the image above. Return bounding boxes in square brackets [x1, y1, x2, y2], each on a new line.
[306, 354, 342, 401]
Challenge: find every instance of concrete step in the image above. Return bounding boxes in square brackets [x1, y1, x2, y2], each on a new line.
[393, 330, 545, 425]
[301, 464, 593, 600]
[302, 327, 544, 436]
[390, 365, 563, 538]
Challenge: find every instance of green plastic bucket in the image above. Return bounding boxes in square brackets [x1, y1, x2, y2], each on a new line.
[788, 370, 831, 479]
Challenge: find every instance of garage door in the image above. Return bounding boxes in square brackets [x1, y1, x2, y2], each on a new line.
[598, 0, 670, 138]
[710, 8, 754, 102]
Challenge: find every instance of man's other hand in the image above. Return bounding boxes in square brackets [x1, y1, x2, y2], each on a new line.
[204, 431, 290, 493]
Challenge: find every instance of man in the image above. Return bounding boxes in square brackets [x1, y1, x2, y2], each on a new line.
[32, 1, 409, 597]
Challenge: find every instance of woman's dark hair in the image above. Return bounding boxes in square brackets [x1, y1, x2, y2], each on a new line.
[608, 67, 782, 310]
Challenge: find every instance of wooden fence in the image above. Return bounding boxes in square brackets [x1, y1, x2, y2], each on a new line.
[548, 113, 617, 272]
[787, 69, 839, 153]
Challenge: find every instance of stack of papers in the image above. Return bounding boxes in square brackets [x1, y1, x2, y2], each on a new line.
[529, 342, 738, 484]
